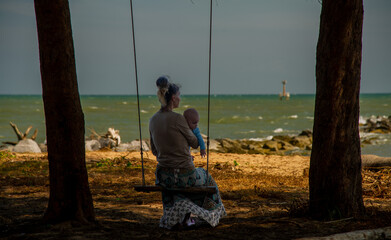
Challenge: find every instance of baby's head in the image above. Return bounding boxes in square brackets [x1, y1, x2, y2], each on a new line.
[183, 108, 199, 130]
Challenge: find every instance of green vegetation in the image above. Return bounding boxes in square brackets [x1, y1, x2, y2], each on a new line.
[0, 150, 16, 161]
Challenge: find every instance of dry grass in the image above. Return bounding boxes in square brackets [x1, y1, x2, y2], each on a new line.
[1, 150, 391, 239]
[363, 167, 391, 198]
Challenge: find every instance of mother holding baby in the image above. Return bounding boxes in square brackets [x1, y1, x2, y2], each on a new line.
[149, 76, 226, 229]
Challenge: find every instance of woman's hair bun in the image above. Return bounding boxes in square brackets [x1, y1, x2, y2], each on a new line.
[156, 75, 170, 107]
[156, 75, 170, 89]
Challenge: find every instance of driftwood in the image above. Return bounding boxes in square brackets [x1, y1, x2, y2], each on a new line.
[89, 128, 101, 140]
[362, 155, 391, 168]
[89, 127, 121, 146]
[296, 226, 391, 240]
[5, 122, 38, 145]
[105, 128, 121, 145]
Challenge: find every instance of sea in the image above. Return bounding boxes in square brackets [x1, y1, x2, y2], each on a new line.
[0, 94, 390, 157]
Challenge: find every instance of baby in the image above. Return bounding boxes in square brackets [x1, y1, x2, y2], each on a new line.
[183, 108, 206, 158]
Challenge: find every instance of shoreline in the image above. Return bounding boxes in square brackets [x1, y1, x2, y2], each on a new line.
[1, 135, 391, 158]
[1, 116, 390, 156]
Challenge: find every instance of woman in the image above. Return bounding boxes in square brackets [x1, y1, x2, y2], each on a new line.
[149, 76, 226, 229]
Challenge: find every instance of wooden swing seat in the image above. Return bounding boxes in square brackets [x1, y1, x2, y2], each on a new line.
[134, 185, 217, 194]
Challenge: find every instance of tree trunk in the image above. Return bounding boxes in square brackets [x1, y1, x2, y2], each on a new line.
[309, 0, 365, 219]
[34, 0, 95, 223]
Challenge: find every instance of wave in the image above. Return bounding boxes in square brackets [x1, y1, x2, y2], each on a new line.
[249, 136, 273, 141]
[237, 130, 256, 134]
[273, 128, 283, 133]
[216, 118, 225, 123]
[288, 115, 298, 119]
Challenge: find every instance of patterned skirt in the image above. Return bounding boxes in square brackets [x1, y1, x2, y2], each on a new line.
[155, 167, 226, 229]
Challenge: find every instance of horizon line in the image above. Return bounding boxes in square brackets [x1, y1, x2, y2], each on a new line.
[1, 92, 391, 97]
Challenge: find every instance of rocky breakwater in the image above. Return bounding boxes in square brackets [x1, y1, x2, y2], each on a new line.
[361, 115, 391, 134]
[209, 115, 391, 155]
[209, 130, 313, 155]
[359, 115, 391, 146]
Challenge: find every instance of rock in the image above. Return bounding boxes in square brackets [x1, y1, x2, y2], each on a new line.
[363, 115, 391, 133]
[216, 138, 246, 154]
[208, 139, 222, 152]
[279, 141, 297, 151]
[289, 135, 312, 149]
[360, 133, 380, 145]
[0, 144, 14, 152]
[39, 143, 47, 152]
[299, 130, 313, 137]
[115, 140, 150, 152]
[378, 119, 391, 132]
[273, 135, 294, 143]
[370, 129, 389, 134]
[272, 135, 310, 151]
[13, 139, 41, 153]
[195, 134, 222, 152]
[99, 138, 116, 149]
[263, 140, 278, 151]
[115, 143, 132, 152]
[85, 140, 101, 151]
[241, 140, 265, 154]
[305, 144, 312, 150]
[213, 135, 314, 155]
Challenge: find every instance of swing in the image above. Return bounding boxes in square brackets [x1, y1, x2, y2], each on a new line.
[130, 0, 217, 194]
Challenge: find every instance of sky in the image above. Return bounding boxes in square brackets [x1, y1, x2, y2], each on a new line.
[0, 0, 390, 95]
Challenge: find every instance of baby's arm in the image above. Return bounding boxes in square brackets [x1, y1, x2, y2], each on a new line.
[192, 127, 206, 158]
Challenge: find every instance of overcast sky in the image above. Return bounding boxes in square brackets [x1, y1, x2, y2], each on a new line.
[0, 0, 390, 95]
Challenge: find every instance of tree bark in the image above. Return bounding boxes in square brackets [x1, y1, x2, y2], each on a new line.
[34, 0, 95, 223]
[309, 0, 365, 219]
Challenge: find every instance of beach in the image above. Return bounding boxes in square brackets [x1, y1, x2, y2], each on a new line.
[1, 94, 391, 238]
[1, 150, 390, 239]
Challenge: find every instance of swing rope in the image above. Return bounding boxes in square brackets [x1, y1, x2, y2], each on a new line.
[206, 0, 213, 186]
[130, 0, 145, 186]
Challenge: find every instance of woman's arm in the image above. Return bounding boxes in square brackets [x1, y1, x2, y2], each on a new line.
[149, 131, 157, 156]
[176, 115, 199, 149]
